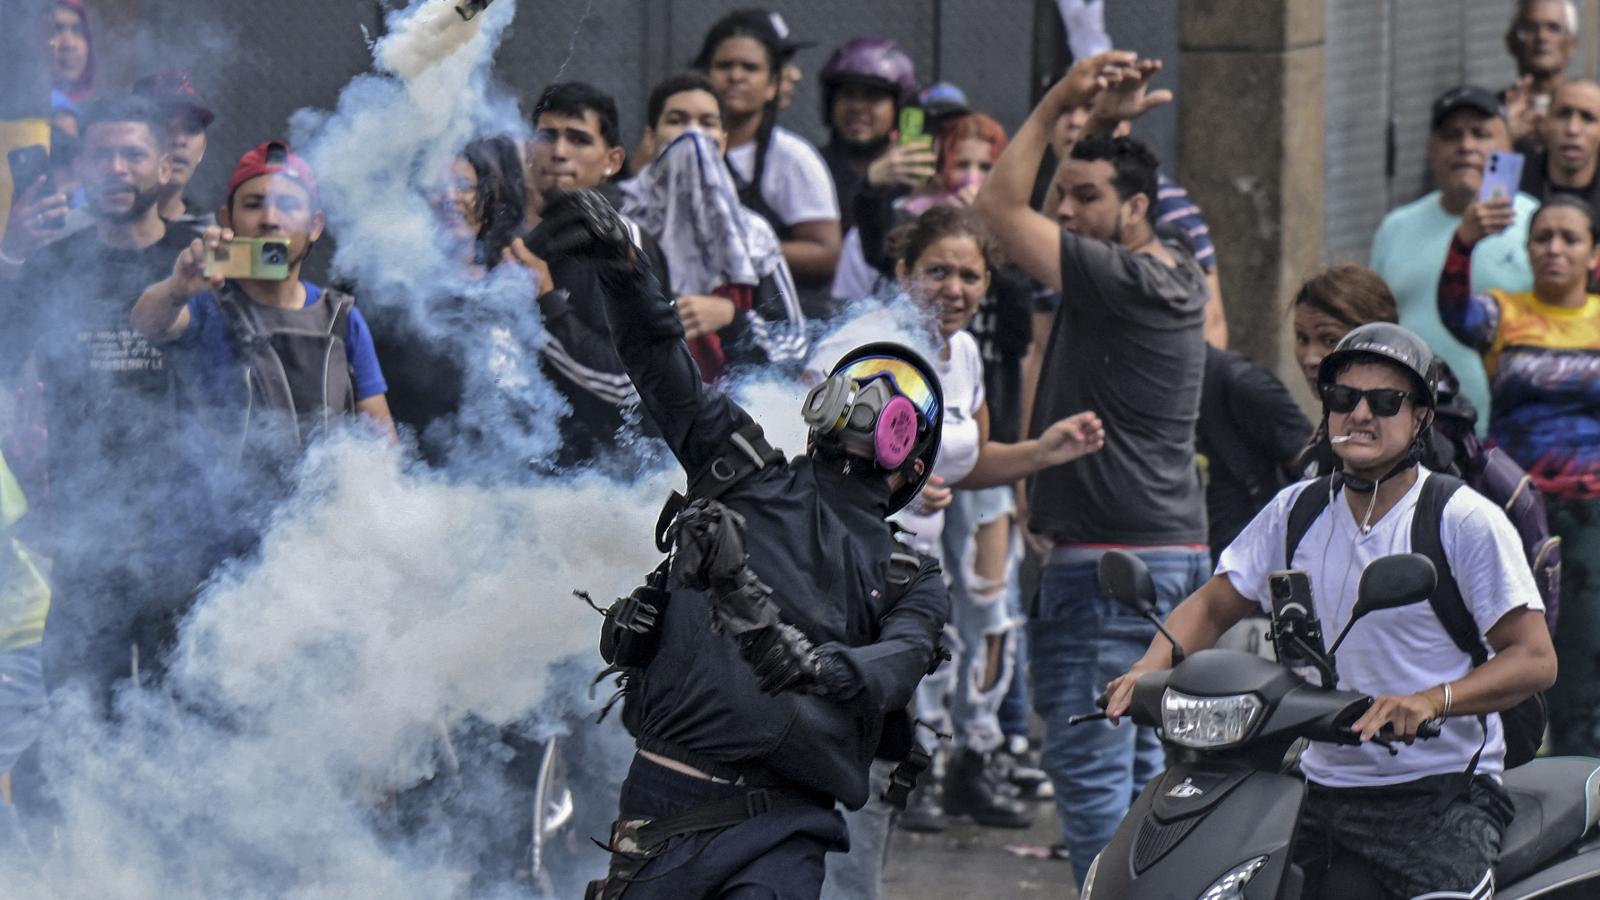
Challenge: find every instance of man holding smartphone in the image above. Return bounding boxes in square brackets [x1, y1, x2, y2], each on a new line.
[0, 95, 207, 726]
[130, 140, 396, 456]
[1370, 86, 1538, 435]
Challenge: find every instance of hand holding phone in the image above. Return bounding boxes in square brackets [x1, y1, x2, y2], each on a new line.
[1478, 150, 1525, 203]
[897, 106, 931, 149]
[203, 237, 293, 281]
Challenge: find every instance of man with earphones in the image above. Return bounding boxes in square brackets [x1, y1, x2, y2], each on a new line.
[1104, 322, 1556, 899]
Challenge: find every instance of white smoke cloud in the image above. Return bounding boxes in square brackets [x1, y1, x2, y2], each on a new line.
[4, 3, 956, 896]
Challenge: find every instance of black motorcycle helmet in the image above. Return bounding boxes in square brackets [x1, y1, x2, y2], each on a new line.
[806, 341, 943, 514]
[1316, 322, 1439, 408]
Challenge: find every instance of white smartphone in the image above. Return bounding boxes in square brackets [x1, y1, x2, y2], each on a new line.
[1479, 151, 1525, 203]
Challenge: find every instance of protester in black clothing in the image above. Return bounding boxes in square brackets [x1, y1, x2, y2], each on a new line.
[0, 96, 209, 704]
[1195, 346, 1311, 562]
[534, 190, 963, 900]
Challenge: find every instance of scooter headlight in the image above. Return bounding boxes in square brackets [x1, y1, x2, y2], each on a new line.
[1161, 689, 1264, 749]
[1197, 855, 1268, 899]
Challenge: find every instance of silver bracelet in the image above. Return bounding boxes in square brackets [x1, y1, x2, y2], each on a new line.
[1441, 681, 1453, 718]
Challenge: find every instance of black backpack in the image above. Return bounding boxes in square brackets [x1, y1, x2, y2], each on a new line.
[1285, 473, 1548, 769]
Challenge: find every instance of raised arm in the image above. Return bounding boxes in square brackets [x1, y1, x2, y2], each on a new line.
[539, 190, 755, 475]
[131, 227, 228, 343]
[1437, 232, 1504, 352]
[978, 50, 1148, 292]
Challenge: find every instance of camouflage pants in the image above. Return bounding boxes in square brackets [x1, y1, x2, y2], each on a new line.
[1548, 497, 1600, 757]
[1294, 774, 1512, 899]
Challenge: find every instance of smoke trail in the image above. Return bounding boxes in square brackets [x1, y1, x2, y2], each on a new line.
[3, 3, 954, 896]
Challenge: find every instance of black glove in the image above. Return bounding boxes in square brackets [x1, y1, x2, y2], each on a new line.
[537, 189, 634, 265]
[738, 623, 819, 695]
[810, 649, 863, 700]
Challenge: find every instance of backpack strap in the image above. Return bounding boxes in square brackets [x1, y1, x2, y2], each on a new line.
[1411, 474, 1484, 663]
[686, 423, 785, 502]
[1410, 472, 1496, 801]
[1284, 475, 1336, 569]
[655, 423, 785, 552]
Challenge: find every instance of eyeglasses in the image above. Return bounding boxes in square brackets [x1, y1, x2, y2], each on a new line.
[834, 355, 941, 423]
[1320, 384, 1413, 417]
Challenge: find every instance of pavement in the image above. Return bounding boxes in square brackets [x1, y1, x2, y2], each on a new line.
[883, 806, 1079, 899]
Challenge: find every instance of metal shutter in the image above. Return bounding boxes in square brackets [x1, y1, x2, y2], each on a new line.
[1323, 0, 1394, 264]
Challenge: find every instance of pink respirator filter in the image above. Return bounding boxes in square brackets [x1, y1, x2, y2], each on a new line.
[874, 395, 919, 469]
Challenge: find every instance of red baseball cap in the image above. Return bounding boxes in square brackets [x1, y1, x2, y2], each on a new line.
[227, 140, 319, 207]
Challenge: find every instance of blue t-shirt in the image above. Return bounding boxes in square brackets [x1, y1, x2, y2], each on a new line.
[1369, 190, 1537, 434]
[176, 281, 387, 402]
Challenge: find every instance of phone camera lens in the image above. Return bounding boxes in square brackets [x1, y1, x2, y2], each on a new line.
[262, 243, 289, 265]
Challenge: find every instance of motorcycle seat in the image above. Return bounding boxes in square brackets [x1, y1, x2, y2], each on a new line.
[1496, 756, 1600, 885]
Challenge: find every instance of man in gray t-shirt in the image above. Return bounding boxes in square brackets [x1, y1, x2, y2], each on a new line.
[976, 52, 1210, 884]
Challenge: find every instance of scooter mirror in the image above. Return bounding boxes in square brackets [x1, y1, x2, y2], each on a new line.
[1354, 553, 1436, 618]
[1099, 550, 1156, 615]
[1327, 553, 1437, 659]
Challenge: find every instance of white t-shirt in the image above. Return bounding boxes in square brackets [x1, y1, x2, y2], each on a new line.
[830, 227, 884, 302]
[1217, 469, 1542, 788]
[891, 331, 985, 554]
[726, 126, 841, 228]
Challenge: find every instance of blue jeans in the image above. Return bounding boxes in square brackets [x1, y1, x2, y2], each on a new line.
[1028, 547, 1209, 886]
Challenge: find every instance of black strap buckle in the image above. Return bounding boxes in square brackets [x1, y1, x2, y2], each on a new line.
[744, 788, 773, 818]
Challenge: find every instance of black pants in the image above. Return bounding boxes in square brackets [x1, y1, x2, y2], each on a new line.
[1295, 774, 1513, 899]
[602, 755, 848, 900]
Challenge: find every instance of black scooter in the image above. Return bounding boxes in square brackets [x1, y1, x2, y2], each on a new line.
[1072, 550, 1600, 899]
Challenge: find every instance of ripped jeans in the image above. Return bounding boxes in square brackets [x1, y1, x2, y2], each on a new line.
[913, 488, 1021, 754]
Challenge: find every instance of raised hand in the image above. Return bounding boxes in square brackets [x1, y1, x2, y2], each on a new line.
[504, 236, 556, 297]
[536, 189, 635, 267]
[1041, 50, 1140, 119]
[171, 226, 232, 301]
[0, 176, 70, 263]
[1455, 197, 1517, 247]
[866, 142, 938, 190]
[1088, 57, 1173, 127]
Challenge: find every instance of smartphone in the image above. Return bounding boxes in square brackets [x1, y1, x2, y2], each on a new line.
[897, 106, 930, 148]
[1268, 569, 1326, 671]
[205, 237, 292, 281]
[7, 144, 65, 233]
[1479, 150, 1525, 203]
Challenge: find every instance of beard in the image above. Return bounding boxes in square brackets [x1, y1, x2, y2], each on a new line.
[91, 182, 162, 224]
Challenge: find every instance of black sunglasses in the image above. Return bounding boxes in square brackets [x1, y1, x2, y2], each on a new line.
[1320, 384, 1413, 417]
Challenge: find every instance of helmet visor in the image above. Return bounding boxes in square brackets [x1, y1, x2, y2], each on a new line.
[834, 355, 941, 425]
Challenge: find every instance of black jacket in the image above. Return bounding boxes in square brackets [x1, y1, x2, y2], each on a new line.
[599, 258, 949, 810]
[1196, 346, 1312, 561]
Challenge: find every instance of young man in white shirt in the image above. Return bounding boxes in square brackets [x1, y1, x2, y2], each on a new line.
[1106, 323, 1557, 899]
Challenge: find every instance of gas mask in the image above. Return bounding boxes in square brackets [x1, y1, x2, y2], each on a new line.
[802, 345, 943, 512]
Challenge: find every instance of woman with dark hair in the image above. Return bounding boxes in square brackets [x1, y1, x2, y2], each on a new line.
[694, 9, 841, 316]
[1441, 193, 1600, 757]
[432, 134, 526, 273]
[369, 135, 536, 467]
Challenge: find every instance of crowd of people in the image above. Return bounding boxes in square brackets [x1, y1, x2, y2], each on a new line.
[0, 1, 1598, 899]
